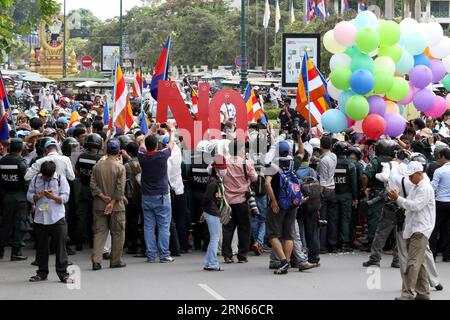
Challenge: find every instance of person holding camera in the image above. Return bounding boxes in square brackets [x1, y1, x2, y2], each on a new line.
[27, 161, 72, 283]
[222, 140, 257, 264]
[278, 99, 297, 132]
[388, 161, 436, 300]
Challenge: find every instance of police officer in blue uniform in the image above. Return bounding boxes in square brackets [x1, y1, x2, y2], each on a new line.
[0, 138, 29, 261]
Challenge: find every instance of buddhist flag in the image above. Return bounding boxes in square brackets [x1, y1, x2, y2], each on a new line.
[191, 89, 198, 114]
[113, 61, 134, 133]
[69, 110, 80, 128]
[132, 68, 143, 98]
[296, 52, 331, 128]
[244, 85, 267, 125]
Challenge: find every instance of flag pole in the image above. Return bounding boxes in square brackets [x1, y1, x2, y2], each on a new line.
[305, 49, 312, 132]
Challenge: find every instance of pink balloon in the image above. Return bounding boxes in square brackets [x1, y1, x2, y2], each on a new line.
[397, 84, 416, 105]
[334, 21, 357, 47]
[353, 120, 363, 133]
[346, 114, 356, 127]
[424, 95, 447, 117]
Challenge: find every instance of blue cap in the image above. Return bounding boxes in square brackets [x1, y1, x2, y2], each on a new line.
[44, 138, 58, 149]
[159, 134, 170, 146]
[278, 140, 290, 154]
[107, 140, 120, 155]
[57, 117, 68, 123]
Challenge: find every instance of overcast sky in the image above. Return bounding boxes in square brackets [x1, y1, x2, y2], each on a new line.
[57, 0, 144, 21]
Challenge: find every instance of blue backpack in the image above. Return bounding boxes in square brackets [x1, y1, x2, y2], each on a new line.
[278, 161, 302, 210]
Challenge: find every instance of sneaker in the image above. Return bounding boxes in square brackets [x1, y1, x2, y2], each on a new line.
[435, 284, 444, 291]
[274, 261, 289, 275]
[269, 261, 281, 269]
[102, 252, 111, 260]
[391, 261, 400, 269]
[160, 256, 175, 263]
[362, 260, 380, 267]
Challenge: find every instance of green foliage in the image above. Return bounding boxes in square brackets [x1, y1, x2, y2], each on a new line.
[0, 0, 60, 62]
[264, 108, 280, 120]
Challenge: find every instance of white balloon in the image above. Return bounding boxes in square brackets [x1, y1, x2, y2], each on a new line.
[418, 23, 432, 45]
[429, 36, 450, 59]
[399, 18, 419, 35]
[327, 81, 343, 101]
[442, 56, 450, 73]
[329, 53, 351, 70]
[427, 22, 444, 47]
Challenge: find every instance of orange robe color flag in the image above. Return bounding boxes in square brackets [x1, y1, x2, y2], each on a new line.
[113, 64, 134, 133]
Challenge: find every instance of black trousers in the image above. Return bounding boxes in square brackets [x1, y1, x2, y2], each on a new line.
[171, 193, 189, 252]
[430, 201, 450, 260]
[34, 218, 68, 279]
[299, 205, 320, 264]
[190, 191, 209, 249]
[222, 202, 251, 259]
[169, 219, 180, 255]
[320, 189, 338, 252]
[125, 202, 141, 251]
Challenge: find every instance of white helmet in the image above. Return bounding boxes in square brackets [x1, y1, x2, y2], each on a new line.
[196, 140, 214, 154]
[309, 138, 320, 149]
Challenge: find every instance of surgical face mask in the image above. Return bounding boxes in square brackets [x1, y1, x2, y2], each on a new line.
[217, 169, 227, 177]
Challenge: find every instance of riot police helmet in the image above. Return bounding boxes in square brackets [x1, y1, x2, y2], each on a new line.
[35, 137, 52, 157]
[410, 152, 427, 168]
[375, 139, 395, 156]
[85, 133, 103, 150]
[61, 137, 80, 157]
[332, 141, 348, 156]
[118, 134, 134, 150]
[348, 146, 362, 161]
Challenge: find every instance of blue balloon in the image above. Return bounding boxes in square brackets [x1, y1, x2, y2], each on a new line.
[396, 51, 414, 74]
[350, 69, 374, 95]
[338, 90, 356, 108]
[413, 53, 431, 67]
[354, 11, 379, 30]
[322, 109, 348, 133]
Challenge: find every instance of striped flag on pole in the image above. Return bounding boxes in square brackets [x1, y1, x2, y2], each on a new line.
[296, 53, 331, 129]
[131, 68, 143, 98]
[113, 61, 134, 133]
[0, 70, 11, 140]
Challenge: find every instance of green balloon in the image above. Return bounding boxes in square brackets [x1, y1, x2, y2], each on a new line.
[351, 52, 374, 72]
[356, 28, 380, 54]
[345, 46, 361, 58]
[330, 66, 352, 90]
[443, 74, 450, 91]
[345, 95, 370, 121]
[373, 72, 394, 94]
[379, 20, 401, 47]
[378, 44, 403, 63]
[385, 77, 409, 101]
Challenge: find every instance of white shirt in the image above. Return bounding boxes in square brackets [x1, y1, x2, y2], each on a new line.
[40, 94, 56, 111]
[220, 103, 236, 120]
[396, 177, 436, 240]
[376, 160, 408, 190]
[269, 88, 280, 101]
[25, 151, 75, 182]
[167, 144, 184, 195]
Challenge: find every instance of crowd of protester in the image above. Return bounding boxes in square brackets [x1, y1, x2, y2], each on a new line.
[1, 85, 450, 300]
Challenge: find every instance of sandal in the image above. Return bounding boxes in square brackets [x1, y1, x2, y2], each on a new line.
[224, 257, 234, 264]
[204, 267, 224, 271]
[29, 275, 47, 282]
[60, 276, 74, 284]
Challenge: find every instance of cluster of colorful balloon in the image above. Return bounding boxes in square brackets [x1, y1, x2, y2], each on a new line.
[321, 11, 450, 140]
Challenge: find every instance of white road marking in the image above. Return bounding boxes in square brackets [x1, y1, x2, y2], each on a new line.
[198, 284, 226, 300]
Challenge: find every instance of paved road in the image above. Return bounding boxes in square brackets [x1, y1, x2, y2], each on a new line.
[1, 245, 449, 300]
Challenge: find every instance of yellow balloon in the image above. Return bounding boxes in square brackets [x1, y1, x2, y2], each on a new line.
[385, 101, 399, 113]
[323, 30, 346, 54]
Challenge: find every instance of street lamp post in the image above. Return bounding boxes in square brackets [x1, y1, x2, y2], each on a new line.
[63, 0, 66, 78]
[240, 0, 248, 92]
[120, 0, 123, 66]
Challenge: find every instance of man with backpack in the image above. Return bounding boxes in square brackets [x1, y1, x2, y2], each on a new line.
[264, 140, 303, 275]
